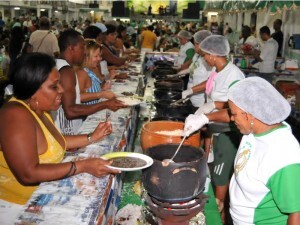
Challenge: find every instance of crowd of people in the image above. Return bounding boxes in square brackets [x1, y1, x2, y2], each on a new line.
[0, 13, 299, 225]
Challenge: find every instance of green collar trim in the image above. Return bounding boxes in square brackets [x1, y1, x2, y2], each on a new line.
[254, 123, 287, 137]
[228, 80, 240, 89]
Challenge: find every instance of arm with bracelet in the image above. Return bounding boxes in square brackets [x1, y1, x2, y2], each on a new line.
[64, 120, 112, 149]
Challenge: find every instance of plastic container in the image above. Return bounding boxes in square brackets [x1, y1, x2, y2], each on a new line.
[241, 58, 247, 69]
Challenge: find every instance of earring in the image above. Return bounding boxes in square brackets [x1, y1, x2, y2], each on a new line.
[35, 100, 39, 109]
[249, 120, 254, 134]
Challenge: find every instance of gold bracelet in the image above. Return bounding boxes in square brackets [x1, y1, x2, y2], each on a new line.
[64, 161, 76, 179]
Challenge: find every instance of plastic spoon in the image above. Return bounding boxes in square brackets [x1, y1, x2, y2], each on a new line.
[162, 135, 187, 166]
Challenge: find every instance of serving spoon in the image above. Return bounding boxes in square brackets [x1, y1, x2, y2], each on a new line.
[162, 135, 187, 166]
[170, 97, 190, 106]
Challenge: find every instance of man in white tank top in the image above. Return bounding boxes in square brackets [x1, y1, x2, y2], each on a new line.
[53, 29, 126, 135]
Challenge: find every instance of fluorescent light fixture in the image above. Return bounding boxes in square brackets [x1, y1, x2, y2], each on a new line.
[55, 10, 58, 13]
[40, 9, 45, 11]
[14, 7, 20, 10]
[90, 10, 94, 13]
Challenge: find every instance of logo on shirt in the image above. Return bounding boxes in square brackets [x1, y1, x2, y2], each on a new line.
[234, 141, 252, 176]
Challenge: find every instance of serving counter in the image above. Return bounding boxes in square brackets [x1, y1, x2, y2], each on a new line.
[15, 60, 144, 225]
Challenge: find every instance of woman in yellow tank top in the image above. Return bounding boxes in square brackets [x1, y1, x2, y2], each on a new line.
[0, 53, 120, 224]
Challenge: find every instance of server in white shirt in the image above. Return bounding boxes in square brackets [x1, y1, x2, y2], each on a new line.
[182, 30, 212, 107]
[251, 26, 278, 83]
[174, 30, 195, 70]
[238, 25, 259, 49]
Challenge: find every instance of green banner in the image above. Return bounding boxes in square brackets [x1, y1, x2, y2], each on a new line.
[203, 0, 300, 12]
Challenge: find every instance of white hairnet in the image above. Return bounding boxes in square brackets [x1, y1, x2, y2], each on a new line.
[193, 30, 212, 44]
[200, 35, 230, 56]
[228, 77, 291, 125]
[177, 30, 193, 40]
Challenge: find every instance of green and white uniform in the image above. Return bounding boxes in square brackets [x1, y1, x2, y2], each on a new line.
[187, 54, 212, 107]
[209, 62, 245, 185]
[208, 62, 244, 103]
[230, 122, 300, 225]
[174, 41, 194, 67]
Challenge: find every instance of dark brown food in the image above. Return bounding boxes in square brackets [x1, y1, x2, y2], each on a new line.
[111, 156, 147, 168]
[121, 91, 134, 96]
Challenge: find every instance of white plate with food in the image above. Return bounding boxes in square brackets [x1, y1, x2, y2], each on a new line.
[102, 152, 153, 171]
[117, 96, 143, 106]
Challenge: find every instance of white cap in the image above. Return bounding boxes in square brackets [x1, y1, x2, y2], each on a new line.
[92, 22, 107, 33]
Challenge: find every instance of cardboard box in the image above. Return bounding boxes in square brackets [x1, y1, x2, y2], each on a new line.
[275, 81, 300, 98]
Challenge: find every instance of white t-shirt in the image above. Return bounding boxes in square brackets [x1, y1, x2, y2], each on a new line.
[22, 20, 32, 28]
[29, 30, 59, 57]
[52, 59, 82, 135]
[174, 41, 194, 67]
[258, 38, 278, 73]
[230, 122, 300, 225]
[208, 62, 245, 102]
[238, 35, 259, 48]
[187, 54, 211, 107]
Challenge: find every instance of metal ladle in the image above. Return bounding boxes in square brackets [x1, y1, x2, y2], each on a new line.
[162, 135, 187, 166]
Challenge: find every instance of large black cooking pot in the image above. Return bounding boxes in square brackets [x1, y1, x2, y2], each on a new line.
[152, 67, 177, 79]
[154, 60, 174, 68]
[153, 99, 197, 118]
[154, 79, 184, 90]
[143, 144, 207, 203]
[181, 73, 190, 90]
[153, 88, 182, 101]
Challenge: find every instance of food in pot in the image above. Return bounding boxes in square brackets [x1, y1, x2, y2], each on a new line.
[155, 129, 183, 136]
[111, 156, 147, 168]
